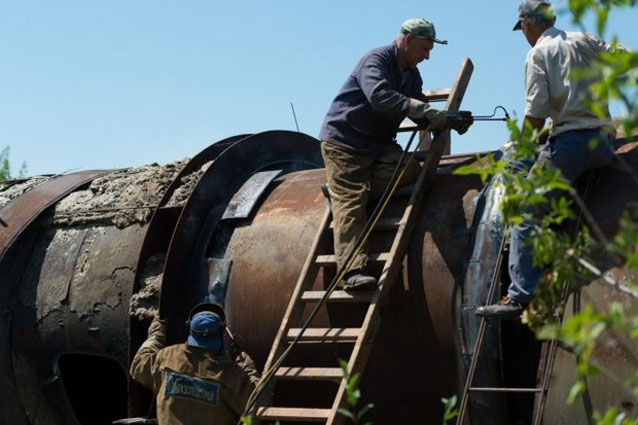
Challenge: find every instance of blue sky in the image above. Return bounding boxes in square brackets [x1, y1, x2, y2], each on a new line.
[2, 1, 637, 176]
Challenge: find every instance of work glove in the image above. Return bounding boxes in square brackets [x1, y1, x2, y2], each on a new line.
[407, 99, 447, 131]
[446, 112, 474, 135]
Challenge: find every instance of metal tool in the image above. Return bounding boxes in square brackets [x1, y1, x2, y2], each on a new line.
[398, 105, 510, 133]
[447, 105, 510, 122]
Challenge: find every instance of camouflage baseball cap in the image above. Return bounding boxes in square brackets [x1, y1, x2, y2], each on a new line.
[400, 18, 448, 45]
[513, 0, 553, 30]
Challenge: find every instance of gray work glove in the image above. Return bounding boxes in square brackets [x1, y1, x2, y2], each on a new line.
[407, 99, 447, 131]
[139, 315, 167, 352]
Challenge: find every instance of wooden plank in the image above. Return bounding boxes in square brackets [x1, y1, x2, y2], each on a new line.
[301, 290, 375, 303]
[441, 58, 474, 155]
[255, 407, 331, 422]
[275, 367, 343, 382]
[423, 88, 451, 102]
[287, 328, 361, 343]
[316, 252, 389, 265]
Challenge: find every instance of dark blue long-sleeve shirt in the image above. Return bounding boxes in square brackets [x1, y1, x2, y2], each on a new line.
[319, 42, 427, 158]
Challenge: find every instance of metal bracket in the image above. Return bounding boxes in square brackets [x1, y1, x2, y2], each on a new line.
[206, 258, 234, 308]
[221, 170, 282, 220]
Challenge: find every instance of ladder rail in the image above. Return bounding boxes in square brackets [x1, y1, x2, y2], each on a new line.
[531, 281, 571, 425]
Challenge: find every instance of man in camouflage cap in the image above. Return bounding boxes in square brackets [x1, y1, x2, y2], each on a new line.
[130, 304, 260, 425]
[477, 0, 628, 319]
[319, 18, 472, 291]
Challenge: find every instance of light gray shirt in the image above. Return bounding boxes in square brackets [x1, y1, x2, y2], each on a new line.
[524, 26, 626, 136]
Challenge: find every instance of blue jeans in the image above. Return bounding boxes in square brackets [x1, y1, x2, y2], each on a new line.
[507, 128, 614, 303]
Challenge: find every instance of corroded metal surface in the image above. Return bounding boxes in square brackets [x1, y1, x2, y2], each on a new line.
[128, 134, 250, 416]
[160, 130, 323, 344]
[0, 137, 636, 425]
[222, 161, 483, 423]
[0, 170, 112, 261]
[0, 161, 192, 425]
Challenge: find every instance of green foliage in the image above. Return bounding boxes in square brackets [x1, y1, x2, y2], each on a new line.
[608, 211, 638, 270]
[567, 0, 637, 36]
[0, 146, 28, 182]
[336, 359, 374, 425]
[0, 147, 10, 181]
[441, 395, 459, 425]
[593, 407, 638, 425]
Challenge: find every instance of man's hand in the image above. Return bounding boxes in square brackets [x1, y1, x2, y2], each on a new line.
[407, 99, 447, 130]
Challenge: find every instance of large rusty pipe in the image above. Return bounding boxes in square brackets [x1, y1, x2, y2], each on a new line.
[0, 132, 636, 425]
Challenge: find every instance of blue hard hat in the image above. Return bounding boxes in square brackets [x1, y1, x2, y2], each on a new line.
[187, 311, 223, 351]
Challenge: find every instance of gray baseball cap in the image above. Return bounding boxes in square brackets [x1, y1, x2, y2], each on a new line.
[513, 0, 552, 31]
[401, 18, 448, 45]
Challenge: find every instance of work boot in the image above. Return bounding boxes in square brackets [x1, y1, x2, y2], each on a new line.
[475, 296, 526, 320]
[343, 270, 377, 291]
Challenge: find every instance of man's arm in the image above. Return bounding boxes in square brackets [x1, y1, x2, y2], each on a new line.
[129, 316, 167, 392]
[524, 49, 550, 138]
[357, 54, 411, 116]
[235, 351, 260, 386]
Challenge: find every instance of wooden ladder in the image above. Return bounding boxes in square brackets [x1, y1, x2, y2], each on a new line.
[254, 58, 473, 425]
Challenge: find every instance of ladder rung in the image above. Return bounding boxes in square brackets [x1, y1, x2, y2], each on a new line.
[330, 217, 404, 230]
[287, 328, 361, 343]
[469, 387, 545, 393]
[316, 252, 389, 265]
[423, 88, 451, 102]
[275, 367, 343, 382]
[301, 290, 375, 303]
[255, 407, 331, 422]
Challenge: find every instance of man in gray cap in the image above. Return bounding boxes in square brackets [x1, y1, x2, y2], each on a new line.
[319, 18, 473, 291]
[130, 304, 260, 425]
[477, 0, 628, 318]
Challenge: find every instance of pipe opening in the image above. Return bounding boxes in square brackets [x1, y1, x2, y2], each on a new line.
[58, 353, 128, 425]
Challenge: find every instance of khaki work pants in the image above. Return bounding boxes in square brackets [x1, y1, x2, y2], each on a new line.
[321, 141, 420, 274]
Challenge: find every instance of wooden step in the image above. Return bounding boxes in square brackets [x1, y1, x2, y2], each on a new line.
[301, 290, 375, 303]
[315, 252, 389, 265]
[255, 407, 331, 422]
[330, 217, 403, 231]
[287, 328, 361, 343]
[275, 367, 343, 382]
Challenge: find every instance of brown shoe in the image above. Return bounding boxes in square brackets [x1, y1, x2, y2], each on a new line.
[343, 270, 377, 291]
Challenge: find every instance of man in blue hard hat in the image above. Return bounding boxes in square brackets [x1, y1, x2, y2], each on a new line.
[130, 303, 259, 425]
[477, 0, 628, 319]
[319, 18, 473, 291]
